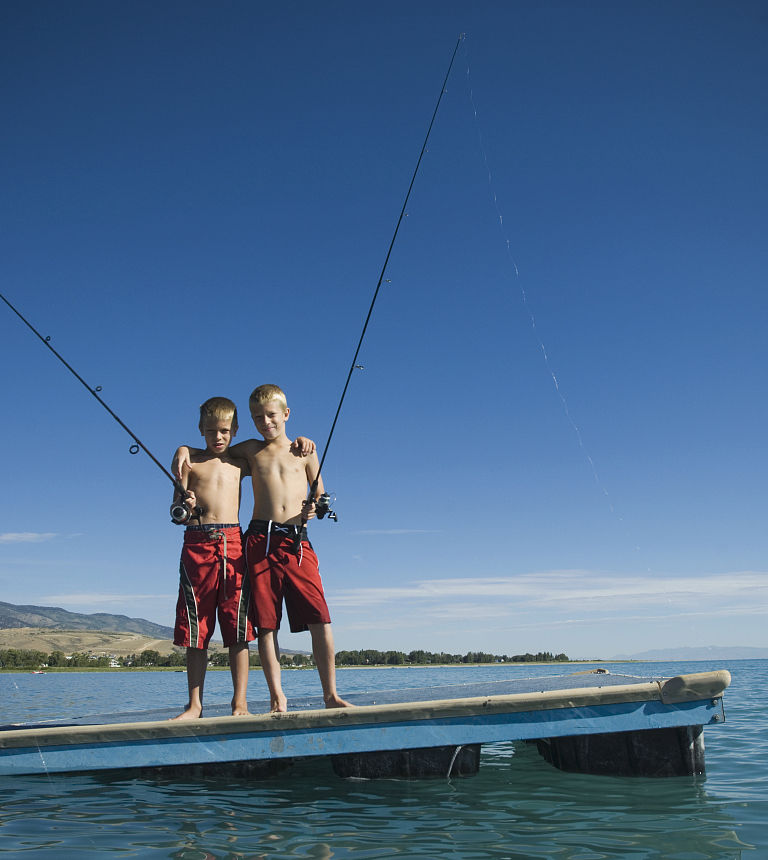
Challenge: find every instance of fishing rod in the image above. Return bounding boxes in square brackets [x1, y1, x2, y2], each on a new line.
[0, 290, 200, 523]
[303, 33, 465, 531]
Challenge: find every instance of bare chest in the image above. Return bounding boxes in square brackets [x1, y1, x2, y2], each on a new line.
[250, 451, 305, 488]
[190, 459, 241, 490]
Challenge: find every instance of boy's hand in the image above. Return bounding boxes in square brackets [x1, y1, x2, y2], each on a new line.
[301, 498, 317, 521]
[170, 488, 197, 525]
[172, 447, 191, 480]
[292, 436, 316, 456]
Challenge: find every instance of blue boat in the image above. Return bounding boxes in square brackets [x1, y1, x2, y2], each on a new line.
[0, 669, 729, 778]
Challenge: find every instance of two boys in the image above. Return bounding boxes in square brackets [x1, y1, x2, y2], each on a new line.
[171, 386, 349, 716]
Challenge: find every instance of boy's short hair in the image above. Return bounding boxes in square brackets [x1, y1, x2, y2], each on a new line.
[249, 384, 288, 411]
[199, 396, 238, 432]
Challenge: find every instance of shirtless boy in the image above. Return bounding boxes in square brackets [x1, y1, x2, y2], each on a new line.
[175, 385, 350, 713]
[170, 396, 254, 720]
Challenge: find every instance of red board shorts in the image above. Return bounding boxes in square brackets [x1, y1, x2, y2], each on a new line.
[244, 520, 331, 633]
[174, 525, 255, 649]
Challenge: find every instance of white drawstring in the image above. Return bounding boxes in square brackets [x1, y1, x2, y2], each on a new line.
[261, 521, 302, 560]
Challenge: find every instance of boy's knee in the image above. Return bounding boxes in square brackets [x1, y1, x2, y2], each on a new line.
[228, 641, 249, 652]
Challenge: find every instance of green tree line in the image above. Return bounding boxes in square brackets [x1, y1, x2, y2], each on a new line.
[0, 648, 306, 670]
[1, 647, 568, 670]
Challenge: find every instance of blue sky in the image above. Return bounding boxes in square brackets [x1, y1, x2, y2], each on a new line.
[2, 1, 766, 659]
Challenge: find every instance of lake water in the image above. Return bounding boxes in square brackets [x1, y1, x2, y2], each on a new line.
[1, 660, 766, 858]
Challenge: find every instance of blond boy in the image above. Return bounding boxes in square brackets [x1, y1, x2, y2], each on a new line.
[171, 397, 253, 719]
[175, 385, 349, 713]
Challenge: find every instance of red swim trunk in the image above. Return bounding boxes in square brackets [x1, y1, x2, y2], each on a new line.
[244, 521, 331, 633]
[174, 525, 255, 649]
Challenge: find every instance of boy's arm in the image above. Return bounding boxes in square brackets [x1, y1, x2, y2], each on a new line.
[300, 451, 324, 522]
[232, 455, 251, 478]
[171, 452, 191, 497]
[306, 450, 324, 499]
[172, 438, 314, 477]
[224, 437, 314, 460]
[170, 455, 197, 522]
[171, 446, 200, 481]
[228, 439, 258, 459]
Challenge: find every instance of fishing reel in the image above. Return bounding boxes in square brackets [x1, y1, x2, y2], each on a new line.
[314, 492, 337, 522]
[170, 493, 204, 525]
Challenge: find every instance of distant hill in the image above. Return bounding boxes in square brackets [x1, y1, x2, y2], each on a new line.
[0, 601, 308, 657]
[0, 601, 174, 639]
[611, 645, 768, 661]
[0, 627, 184, 657]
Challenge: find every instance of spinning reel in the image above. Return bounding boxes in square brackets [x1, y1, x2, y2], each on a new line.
[170, 489, 204, 525]
[314, 492, 337, 522]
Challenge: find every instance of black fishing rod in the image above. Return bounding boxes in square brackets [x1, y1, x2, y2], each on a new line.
[0, 290, 199, 522]
[304, 34, 466, 529]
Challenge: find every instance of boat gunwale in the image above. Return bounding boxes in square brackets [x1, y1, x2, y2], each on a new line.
[0, 670, 730, 751]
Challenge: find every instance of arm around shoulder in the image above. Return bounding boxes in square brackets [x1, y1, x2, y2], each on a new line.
[228, 438, 261, 458]
[171, 446, 195, 480]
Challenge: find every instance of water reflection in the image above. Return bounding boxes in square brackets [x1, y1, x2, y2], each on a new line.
[1, 741, 755, 858]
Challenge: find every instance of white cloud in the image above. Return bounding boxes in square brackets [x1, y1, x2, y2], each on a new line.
[0, 532, 58, 544]
[331, 570, 768, 620]
[327, 569, 768, 655]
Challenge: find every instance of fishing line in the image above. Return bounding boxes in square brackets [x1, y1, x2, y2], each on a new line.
[0, 290, 185, 498]
[304, 34, 466, 525]
[460, 43, 618, 520]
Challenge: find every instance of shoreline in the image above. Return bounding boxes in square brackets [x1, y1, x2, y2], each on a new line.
[6, 658, 755, 675]
[3, 660, 654, 674]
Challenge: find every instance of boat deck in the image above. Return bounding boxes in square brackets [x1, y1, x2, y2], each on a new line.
[0, 669, 730, 778]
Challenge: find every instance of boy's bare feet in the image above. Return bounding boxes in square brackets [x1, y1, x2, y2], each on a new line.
[171, 704, 203, 720]
[231, 699, 250, 716]
[324, 694, 353, 709]
[270, 692, 288, 713]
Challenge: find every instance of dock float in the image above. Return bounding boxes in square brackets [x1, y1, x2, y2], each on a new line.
[0, 669, 730, 778]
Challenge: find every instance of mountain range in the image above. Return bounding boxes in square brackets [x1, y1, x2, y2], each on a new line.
[0, 601, 310, 656]
[0, 601, 174, 639]
[610, 645, 768, 661]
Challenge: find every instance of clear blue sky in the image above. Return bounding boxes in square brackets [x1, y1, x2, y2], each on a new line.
[2, 1, 766, 659]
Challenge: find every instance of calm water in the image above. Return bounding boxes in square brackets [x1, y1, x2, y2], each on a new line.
[1, 660, 766, 858]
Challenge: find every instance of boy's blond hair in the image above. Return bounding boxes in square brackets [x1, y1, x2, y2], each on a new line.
[199, 396, 238, 432]
[249, 384, 288, 411]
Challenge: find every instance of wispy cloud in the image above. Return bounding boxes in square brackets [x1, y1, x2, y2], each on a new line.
[0, 532, 58, 544]
[327, 569, 768, 656]
[331, 570, 768, 620]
